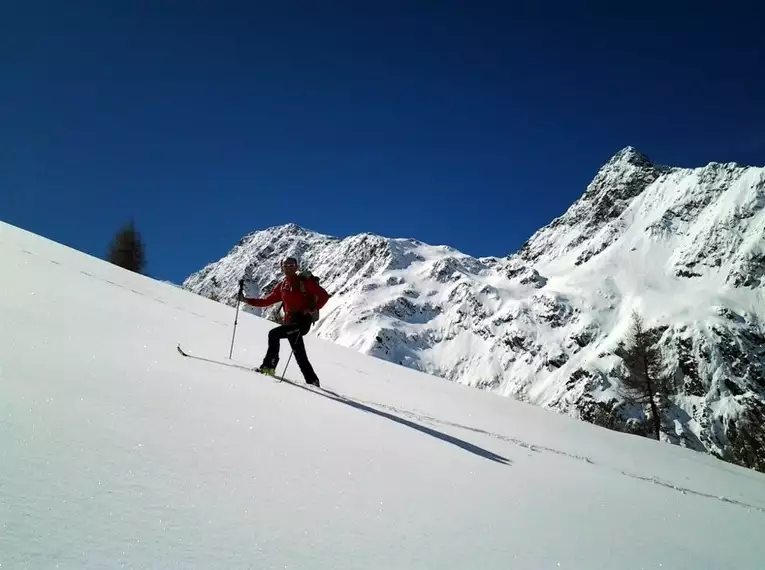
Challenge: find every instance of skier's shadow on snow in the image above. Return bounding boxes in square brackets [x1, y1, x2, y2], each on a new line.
[281, 379, 511, 466]
[176, 348, 509, 464]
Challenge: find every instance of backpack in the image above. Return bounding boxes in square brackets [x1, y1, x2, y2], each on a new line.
[280, 270, 327, 323]
[299, 270, 326, 322]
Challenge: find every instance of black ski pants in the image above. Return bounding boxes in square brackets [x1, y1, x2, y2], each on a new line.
[262, 315, 319, 383]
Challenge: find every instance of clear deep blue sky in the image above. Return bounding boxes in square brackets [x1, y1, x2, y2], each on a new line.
[3, 1, 764, 282]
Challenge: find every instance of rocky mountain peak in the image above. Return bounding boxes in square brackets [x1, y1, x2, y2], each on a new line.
[514, 147, 664, 266]
[582, 146, 662, 204]
[605, 146, 654, 170]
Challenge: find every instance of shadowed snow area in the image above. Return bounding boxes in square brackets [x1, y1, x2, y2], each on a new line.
[2, 221, 765, 569]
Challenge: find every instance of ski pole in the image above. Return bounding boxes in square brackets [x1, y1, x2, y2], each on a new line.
[280, 330, 302, 382]
[229, 278, 245, 359]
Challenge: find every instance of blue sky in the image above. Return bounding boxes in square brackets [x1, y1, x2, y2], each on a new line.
[3, 1, 764, 283]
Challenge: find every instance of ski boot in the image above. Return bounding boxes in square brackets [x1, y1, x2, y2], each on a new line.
[305, 376, 321, 388]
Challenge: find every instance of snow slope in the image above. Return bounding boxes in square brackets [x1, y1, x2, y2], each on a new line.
[183, 147, 765, 472]
[3, 222, 765, 569]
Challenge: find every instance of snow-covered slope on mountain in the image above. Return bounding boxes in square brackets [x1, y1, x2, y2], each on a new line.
[183, 147, 765, 472]
[4, 220, 765, 569]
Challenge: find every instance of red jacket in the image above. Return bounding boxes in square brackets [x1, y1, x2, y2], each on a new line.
[244, 276, 329, 322]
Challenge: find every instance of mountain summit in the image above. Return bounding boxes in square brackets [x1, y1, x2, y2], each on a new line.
[607, 145, 654, 168]
[183, 147, 765, 472]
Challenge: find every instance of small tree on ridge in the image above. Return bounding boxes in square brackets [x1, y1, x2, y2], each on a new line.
[107, 220, 146, 274]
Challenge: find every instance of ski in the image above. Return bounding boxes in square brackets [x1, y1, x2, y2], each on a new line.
[176, 343, 261, 374]
[176, 344, 318, 387]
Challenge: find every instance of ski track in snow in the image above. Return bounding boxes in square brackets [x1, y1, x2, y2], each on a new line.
[181, 346, 765, 513]
[616, 472, 765, 514]
[18, 239, 232, 328]
[177, 345, 512, 465]
[344, 396, 765, 513]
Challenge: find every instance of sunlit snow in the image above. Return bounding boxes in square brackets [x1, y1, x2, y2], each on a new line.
[3, 221, 765, 568]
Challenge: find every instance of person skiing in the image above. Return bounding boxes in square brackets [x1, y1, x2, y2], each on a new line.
[239, 257, 329, 386]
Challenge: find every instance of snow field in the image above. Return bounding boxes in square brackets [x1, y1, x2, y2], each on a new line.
[2, 221, 765, 569]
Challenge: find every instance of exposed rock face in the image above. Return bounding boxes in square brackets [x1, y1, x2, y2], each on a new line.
[184, 148, 765, 472]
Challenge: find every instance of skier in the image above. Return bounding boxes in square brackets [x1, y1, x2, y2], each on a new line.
[240, 257, 329, 386]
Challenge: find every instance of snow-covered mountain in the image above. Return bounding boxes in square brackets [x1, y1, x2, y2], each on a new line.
[183, 147, 765, 473]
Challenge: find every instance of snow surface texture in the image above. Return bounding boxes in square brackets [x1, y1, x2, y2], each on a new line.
[3, 220, 765, 569]
[183, 147, 765, 472]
